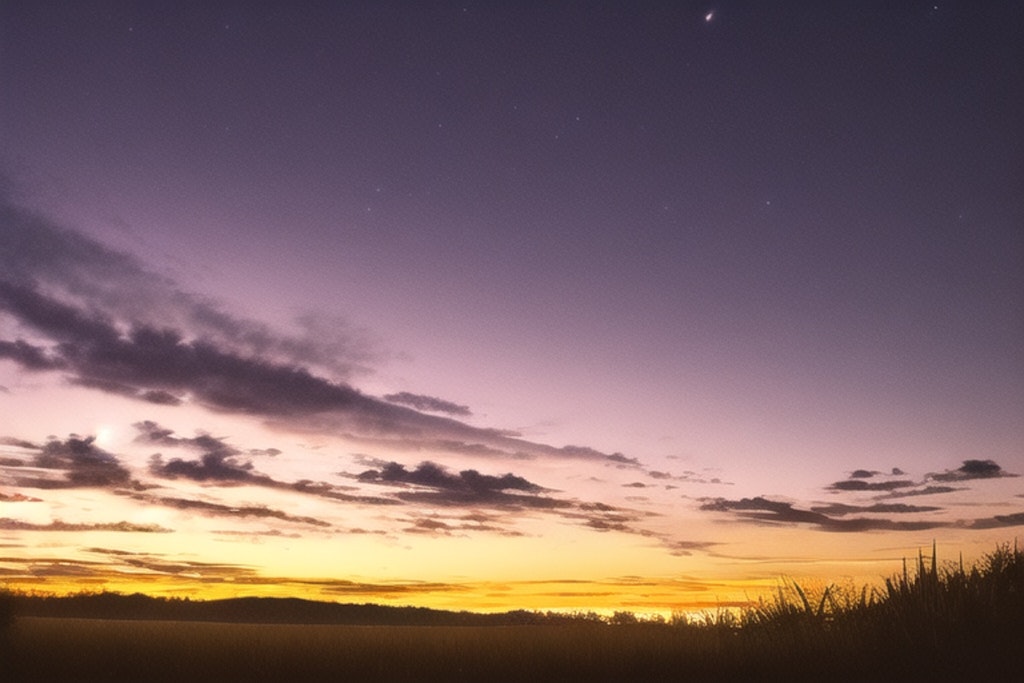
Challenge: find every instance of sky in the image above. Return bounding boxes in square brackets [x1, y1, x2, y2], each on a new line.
[1, 1, 1022, 615]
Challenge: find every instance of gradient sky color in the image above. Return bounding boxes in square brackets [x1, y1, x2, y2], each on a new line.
[1, 1, 1022, 614]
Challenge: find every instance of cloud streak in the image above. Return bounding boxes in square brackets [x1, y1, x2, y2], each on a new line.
[0, 518, 171, 533]
[383, 392, 471, 416]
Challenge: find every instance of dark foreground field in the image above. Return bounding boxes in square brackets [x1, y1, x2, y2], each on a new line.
[2, 543, 1021, 682]
[2, 614, 1019, 683]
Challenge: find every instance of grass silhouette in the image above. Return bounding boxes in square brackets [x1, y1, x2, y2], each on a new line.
[1, 541, 1020, 681]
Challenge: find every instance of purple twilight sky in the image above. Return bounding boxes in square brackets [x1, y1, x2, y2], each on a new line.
[0, 2, 1022, 610]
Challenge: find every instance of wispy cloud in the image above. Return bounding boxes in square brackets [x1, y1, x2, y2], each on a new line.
[0, 199, 636, 466]
[116, 491, 332, 528]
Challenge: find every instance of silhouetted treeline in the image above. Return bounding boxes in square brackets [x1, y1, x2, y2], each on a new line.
[4, 591, 610, 626]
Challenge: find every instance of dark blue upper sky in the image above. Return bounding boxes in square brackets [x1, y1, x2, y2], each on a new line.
[2, 0, 1022, 484]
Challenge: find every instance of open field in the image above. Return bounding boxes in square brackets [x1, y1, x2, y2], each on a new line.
[1, 613, 1018, 682]
[2, 543, 1021, 682]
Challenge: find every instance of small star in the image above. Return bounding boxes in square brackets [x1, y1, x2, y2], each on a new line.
[705, 10, 715, 22]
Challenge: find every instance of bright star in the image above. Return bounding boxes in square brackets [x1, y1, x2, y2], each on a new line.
[705, 10, 714, 22]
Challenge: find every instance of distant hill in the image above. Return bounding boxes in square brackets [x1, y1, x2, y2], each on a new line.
[6, 591, 604, 626]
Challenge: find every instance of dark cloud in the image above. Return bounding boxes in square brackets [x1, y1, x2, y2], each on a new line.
[0, 198, 378, 380]
[383, 391, 471, 416]
[70, 377, 183, 405]
[141, 389, 184, 406]
[136, 422, 398, 506]
[357, 460, 560, 508]
[358, 461, 542, 494]
[354, 461, 659, 541]
[0, 282, 373, 417]
[138, 421, 267, 485]
[0, 338, 64, 370]
[929, 459, 1018, 482]
[586, 449, 640, 466]
[138, 421, 291, 486]
[700, 496, 947, 533]
[838, 467, 906, 481]
[149, 451, 262, 484]
[558, 502, 652, 535]
[0, 201, 638, 466]
[0, 518, 170, 532]
[12, 435, 135, 489]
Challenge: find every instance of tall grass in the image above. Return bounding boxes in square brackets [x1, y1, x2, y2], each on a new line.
[714, 540, 1024, 679]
